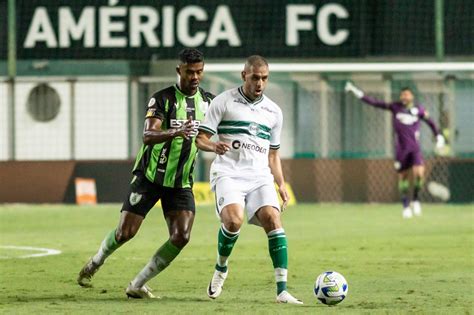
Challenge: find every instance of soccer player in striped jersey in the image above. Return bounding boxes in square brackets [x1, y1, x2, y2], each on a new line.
[196, 55, 303, 305]
[77, 49, 214, 298]
[345, 82, 445, 218]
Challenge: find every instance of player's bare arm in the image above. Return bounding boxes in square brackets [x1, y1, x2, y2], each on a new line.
[143, 116, 195, 144]
[195, 130, 230, 154]
[268, 149, 289, 209]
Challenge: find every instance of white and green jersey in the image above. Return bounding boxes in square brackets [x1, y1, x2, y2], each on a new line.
[199, 86, 282, 185]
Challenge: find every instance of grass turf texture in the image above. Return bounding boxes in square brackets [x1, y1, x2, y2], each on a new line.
[0, 203, 472, 314]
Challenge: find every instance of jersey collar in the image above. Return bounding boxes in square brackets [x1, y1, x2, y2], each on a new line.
[175, 84, 199, 98]
[238, 86, 264, 105]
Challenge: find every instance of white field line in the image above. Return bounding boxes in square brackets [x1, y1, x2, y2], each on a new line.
[0, 245, 62, 259]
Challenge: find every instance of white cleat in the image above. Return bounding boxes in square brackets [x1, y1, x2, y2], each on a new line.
[276, 291, 304, 305]
[412, 201, 422, 216]
[207, 269, 228, 299]
[402, 207, 413, 219]
[126, 283, 158, 299]
[77, 258, 102, 287]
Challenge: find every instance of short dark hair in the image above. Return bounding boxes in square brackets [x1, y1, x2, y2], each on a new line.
[245, 55, 268, 69]
[178, 48, 204, 64]
[400, 87, 413, 93]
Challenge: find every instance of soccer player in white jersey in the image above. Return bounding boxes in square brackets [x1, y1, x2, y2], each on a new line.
[196, 55, 303, 305]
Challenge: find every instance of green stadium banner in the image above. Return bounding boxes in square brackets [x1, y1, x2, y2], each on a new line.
[1, 0, 473, 60]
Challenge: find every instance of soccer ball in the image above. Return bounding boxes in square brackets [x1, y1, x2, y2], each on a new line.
[314, 271, 348, 305]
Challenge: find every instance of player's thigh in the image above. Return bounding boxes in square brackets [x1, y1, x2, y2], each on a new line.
[121, 174, 161, 217]
[214, 177, 246, 230]
[412, 164, 425, 178]
[398, 169, 410, 181]
[246, 181, 281, 227]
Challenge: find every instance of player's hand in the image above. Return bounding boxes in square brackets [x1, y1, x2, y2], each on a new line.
[344, 81, 364, 99]
[435, 134, 445, 150]
[174, 117, 195, 140]
[214, 142, 230, 155]
[278, 184, 289, 211]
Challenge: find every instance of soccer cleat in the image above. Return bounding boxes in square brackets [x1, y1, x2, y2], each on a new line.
[207, 269, 228, 299]
[412, 201, 422, 216]
[402, 207, 413, 219]
[77, 258, 102, 287]
[126, 283, 158, 299]
[276, 290, 304, 305]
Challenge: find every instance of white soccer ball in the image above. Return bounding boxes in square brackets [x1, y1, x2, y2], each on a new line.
[314, 271, 348, 306]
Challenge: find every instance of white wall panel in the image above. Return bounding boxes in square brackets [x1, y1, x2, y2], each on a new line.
[15, 82, 71, 160]
[0, 83, 9, 160]
[74, 82, 128, 159]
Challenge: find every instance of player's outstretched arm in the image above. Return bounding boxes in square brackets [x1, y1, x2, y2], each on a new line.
[345, 81, 390, 110]
[268, 149, 289, 210]
[420, 111, 445, 149]
[143, 117, 194, 145]
[195, 131, 230, 155]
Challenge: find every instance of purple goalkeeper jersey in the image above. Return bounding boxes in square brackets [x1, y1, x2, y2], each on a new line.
[361, 96, 439, 155]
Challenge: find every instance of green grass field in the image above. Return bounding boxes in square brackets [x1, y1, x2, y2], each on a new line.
[0, 203, 472, 314]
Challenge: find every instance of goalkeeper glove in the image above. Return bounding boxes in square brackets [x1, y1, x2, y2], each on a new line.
[435, 134, 445, 150]
[344, 81, 364, 99]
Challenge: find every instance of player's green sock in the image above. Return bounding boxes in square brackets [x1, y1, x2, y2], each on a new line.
[131, 239, 181, 288]
[92, 229, 122, 265]
[268, 228, 288, 295]
[413, 177, 424, 200]
[398, 179, 410, 208]
[216, 225, 240, 272]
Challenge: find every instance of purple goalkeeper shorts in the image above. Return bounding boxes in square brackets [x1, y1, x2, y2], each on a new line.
[394, 150, 424, 172]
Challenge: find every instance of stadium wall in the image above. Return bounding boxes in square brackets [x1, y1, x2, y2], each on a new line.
[0, 159, 471, 204]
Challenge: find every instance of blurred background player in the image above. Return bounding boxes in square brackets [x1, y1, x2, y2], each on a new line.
[345, 82, 445, 218]
[77, 48, 214, 298]
[196, 55, 303, 304]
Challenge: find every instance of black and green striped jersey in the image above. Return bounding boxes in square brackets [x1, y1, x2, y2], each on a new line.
[133, 85, 214, 189]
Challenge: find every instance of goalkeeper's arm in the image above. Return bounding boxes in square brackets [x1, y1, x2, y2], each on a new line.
[345, 81, 391, 110]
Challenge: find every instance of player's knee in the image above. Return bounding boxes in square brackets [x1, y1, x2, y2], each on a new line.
[115, 227, 137, 243]
[223, 219, 243, 233]
[169, 232, 191, 249]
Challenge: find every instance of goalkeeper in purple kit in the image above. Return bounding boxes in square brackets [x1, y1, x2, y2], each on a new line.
[345, 82, 445, 218]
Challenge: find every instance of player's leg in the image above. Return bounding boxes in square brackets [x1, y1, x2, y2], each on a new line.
[246, 180, 302, 304]
[207, 204, 244, 299]
[399, 170, 412, 219]
[128, 210, 194, 296]
[412, 164, 425, 216]
[77, 175, 158, 287]
[207, 177, 245, 299]
[254, 206, 302, 305]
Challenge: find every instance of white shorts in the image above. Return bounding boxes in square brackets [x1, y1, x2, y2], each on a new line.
[213, 176, 280, 226]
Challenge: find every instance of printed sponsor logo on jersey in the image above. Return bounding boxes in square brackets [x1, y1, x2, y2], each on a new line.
[147, 98, 156, 108]
[159, 148, 168, 164]
[396, 112, 419, 125]
[170, 119, 201, 137]
[261, 106, 276, 114]
[232, 140, 267, 154]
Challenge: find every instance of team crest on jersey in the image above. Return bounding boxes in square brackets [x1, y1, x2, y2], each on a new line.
[218, 197, 224, 206]
[409, 107, 419, 116]
[129, 192, 142, 206]
[248, 122, 259, 135]
[147, 98, 156, 108]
